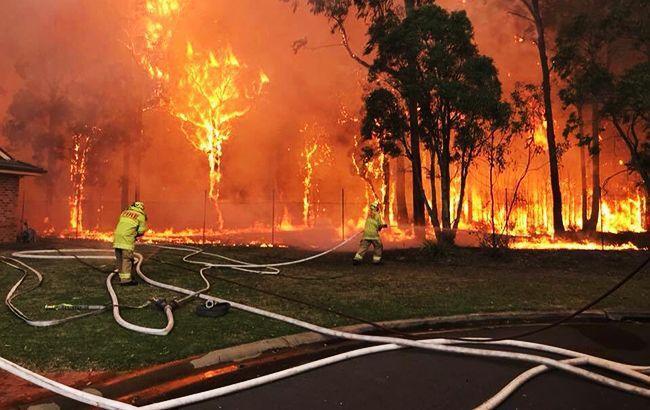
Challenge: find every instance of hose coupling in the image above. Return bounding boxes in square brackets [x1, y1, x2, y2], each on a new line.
[151, 298, 168, 311]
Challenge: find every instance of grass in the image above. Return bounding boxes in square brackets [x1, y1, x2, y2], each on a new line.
[0, 239, 648, 372]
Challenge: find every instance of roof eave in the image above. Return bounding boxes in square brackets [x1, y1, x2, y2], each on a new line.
[0, 169, 47, 177]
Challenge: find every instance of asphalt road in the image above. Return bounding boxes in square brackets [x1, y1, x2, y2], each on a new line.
[181, 322, 650, 410]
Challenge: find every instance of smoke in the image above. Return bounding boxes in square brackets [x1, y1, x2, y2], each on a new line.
[0, 0, 643, 236]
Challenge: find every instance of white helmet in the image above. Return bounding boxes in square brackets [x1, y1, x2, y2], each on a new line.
[370, 201, 380, 211]
[132, 201, 145, 211]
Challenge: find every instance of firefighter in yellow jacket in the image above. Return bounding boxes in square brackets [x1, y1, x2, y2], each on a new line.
[353, 201, 387, 265]
[113, 201, 148, 286]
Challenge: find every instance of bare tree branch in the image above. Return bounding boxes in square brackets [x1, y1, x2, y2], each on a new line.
[334, 17, 372, 69]
[508, 10, 535, 23]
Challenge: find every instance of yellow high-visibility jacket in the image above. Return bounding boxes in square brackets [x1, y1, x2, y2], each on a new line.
[363, 211, 385, 240]
[113, 206, 147, 250]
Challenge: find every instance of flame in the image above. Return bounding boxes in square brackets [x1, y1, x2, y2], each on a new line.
[351, 135, 383, 206]
[139, 0, 183, 83]
[301, 123, 331, 226]
[462, 180, 645, 237]
[172, 42, 268, 226]
[69, 129, 100, 232]
[279, 206, 293, 231]
[600, 194, 645, 233]
[533, 121, 548, 150]
[510, 237, 638, 250]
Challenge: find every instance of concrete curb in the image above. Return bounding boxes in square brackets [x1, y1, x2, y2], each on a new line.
[25, 309, 649, 409]
[192, 309, 608, 369]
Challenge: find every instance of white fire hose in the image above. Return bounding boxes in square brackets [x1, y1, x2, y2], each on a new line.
[1, 242, 649, 409]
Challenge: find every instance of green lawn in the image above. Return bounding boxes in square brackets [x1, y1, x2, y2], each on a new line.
[0, 239, 648, 371]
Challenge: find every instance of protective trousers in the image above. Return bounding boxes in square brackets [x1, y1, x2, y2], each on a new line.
[354, 239, 383, 264]
[115, 248, 135, 282]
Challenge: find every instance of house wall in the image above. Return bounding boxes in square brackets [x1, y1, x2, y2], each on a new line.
[0, 174, 20, 243]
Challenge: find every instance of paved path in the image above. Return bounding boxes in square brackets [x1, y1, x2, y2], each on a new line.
[182, 322, 650, 409]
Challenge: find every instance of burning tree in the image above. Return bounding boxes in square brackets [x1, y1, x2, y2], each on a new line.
[138, 0, 183, 85]
[363, 4, 508, 244]
[303, 0, 429, 234]
[172, 42, 269, 226]
[478, 84, 545, 248]
[119, 0, 186, 206]
[605, 63, 650, 231]
[359, 89, 405, 223]
[502, 0, 567, 234]
[68, 125, 102, 233]
[300, 123, 332, 226]
[554, 3, 618, 232]
[556, 0, 649, 231]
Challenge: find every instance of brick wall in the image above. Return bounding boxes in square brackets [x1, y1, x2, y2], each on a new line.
[0, 174, 20, 243]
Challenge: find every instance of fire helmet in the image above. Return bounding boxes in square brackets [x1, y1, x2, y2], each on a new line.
[370, 201, 380, 211]
[132, 201, 145, 211]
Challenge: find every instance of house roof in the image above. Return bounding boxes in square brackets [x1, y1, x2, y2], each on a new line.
[0, 147, 46, 176]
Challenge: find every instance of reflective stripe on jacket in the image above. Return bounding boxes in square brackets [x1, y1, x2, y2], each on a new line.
[113, 206, 147, 250]
[362, 211, 384, 240]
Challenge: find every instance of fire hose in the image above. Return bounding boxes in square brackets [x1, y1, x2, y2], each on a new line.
[1, 244, 649, 409]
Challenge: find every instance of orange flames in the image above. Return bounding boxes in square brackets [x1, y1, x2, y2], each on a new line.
[54, 1, 644, 251]
[69, 130, 98, 232]
[301, 123, 331, 226]
[173, 42, 268, 225]
[140, 0, 183, 82]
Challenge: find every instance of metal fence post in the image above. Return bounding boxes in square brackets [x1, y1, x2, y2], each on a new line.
[202, 190, 207, 245]
[271, 189, 276, 246]
[341, 188, 345, 241]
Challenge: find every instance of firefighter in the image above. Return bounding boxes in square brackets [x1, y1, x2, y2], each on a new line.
[113, 201, 148, 286]
[353, 201, 388, 265]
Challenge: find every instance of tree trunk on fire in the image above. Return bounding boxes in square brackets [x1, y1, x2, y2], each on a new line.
[645, 184, 650, 232]
[404, 1, 425, 240]
[530, 0, 565, 234]
[382, 159, 391, 222]
[395, 156, 409, 225]
[407, 99, 426, 240]
[439, 132, 452, 242]
[578, 104, 588, 228]
[429, 149, 440, 229]
[584, 104, 601, 232]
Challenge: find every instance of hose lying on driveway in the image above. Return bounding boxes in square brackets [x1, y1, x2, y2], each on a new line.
[1, 245, 649, 409]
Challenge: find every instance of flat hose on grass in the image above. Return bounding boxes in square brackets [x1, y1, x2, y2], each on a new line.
[4, 249, 173, 336]
[153, 256, 415, 339]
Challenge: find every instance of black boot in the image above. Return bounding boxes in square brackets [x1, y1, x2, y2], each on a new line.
[120, 280, 138, 287]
